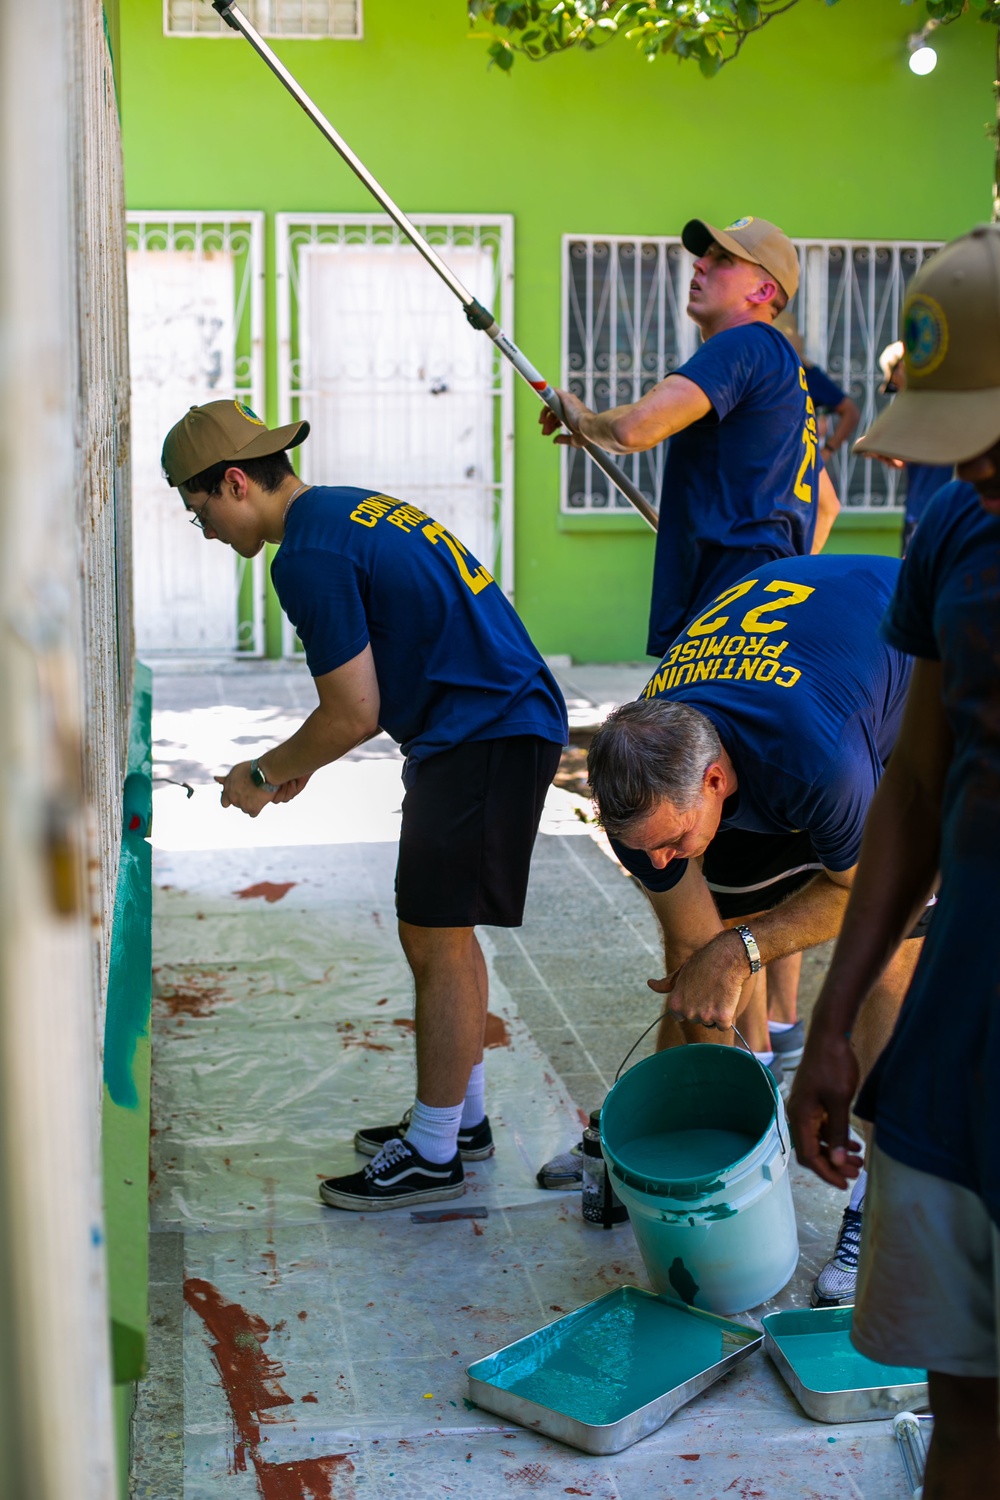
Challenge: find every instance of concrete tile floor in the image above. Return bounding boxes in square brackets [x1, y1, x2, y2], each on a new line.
[131, 662, 913, 1499]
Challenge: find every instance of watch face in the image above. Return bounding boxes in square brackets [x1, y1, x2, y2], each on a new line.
[250, 763, 265, 787]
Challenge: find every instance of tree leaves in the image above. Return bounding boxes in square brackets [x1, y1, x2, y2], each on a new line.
[467, 0, 987, 75]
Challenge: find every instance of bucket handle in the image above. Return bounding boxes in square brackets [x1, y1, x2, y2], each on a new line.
[613, 1008, 788, 1160]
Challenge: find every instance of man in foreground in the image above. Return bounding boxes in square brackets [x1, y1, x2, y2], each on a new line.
[160, 399, 568, 1211]
[789, 226, 1000, 1497]
[540, 214, 841, 655]
[586, 551, 927, 1303]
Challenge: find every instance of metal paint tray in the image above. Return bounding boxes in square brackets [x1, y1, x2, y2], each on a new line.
[763, 1306, 928, 1423]
[467, 1285, 762, 1455]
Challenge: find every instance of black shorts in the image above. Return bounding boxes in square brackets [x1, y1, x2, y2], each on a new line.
[395, 735, 562, 928]
[704, 827, 822, 919]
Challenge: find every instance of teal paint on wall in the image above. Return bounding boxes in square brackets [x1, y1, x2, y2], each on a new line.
[103, 833, 152, 1109]
[120, 1, 994, 660]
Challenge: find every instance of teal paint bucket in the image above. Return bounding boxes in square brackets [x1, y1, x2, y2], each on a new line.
[601, 1044, 798, 1315]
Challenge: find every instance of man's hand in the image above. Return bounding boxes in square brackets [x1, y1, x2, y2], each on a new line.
[538, 389, 590, 448]
[270, 774, 311, 805]
[648, 930, 748, 1032]
[787, 1029, 863, 1190]
[215, 761, 275, 818]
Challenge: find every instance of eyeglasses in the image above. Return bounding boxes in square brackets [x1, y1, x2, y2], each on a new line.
[187, 494, 214, 532]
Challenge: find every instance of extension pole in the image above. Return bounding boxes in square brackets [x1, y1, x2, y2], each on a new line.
[210, 0, 659, 532]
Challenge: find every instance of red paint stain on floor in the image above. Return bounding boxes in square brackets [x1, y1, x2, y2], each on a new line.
[184, 1278, 353, 1498]
[392, 1017, 415, 1033]
[301, 1392, 318, 1403]
[484, 1013, 511, 1049]
[234, 881, 297, 903]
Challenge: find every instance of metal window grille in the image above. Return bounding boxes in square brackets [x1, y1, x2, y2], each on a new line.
[276, 212, 515, 656]
[126, 212, 266, 654]
[562, 235, 941, 514]
[165, 0, 362, 37]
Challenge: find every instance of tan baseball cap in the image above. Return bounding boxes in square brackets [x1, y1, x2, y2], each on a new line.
[161, 398, 309, 488]
[682, 215, 800, 299]
[856, 225, 1000, 464]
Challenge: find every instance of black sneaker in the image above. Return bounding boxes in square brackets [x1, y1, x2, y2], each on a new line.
[319, 1138, 465, 1212]
[354, 1108, 494, 1161]
[812, 1201, 864, 1306]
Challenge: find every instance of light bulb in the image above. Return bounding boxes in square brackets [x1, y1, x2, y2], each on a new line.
[908, 44, 937, 76]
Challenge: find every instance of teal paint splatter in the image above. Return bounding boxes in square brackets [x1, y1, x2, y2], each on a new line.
[103, 832, 152, 1108]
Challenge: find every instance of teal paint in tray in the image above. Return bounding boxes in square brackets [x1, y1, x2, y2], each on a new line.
[468, 1285, 762, 1452]
[767, 1306, 924, 1391]
[772, 1327, 924, 1394]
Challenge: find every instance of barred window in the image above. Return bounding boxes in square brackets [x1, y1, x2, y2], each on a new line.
[165, 0, 362, 38]
[563, 235, 940, 514]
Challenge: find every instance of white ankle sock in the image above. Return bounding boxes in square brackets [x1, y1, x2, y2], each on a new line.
[403, 1098, 464, 1164]
[754, 1049, 775, 1067]
[849, 1167, 867, 1212]
[768, 1020, 796, 1034]
[460, 1062, 485, 1128]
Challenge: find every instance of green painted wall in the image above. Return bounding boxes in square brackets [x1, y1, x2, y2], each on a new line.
[120, 0, 994, 660]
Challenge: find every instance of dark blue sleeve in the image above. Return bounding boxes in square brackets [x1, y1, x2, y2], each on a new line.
[271, 547, 370, 678]
[880, 499, 942, 662]
[674, 329, 761, 421]
[797, 752, 878, 874]
[805, 365, 847, 410]
[608, 834, 688, 894]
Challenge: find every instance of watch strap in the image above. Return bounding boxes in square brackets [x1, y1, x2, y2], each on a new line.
[250, 757, 279, 794]
[734, 923, 762, 974]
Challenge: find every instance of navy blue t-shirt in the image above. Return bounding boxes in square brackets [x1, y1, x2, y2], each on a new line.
[270, 487, 568, 783]
[804, 364, 847, 411]
[614, 554, 911, 893]
[649, 322, 821, 656]
[904, 461, 953, 527]
[856, 481, 1000, 1226]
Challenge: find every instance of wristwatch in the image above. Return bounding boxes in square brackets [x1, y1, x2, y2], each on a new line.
[249, 757, 279, 793]
[734, 924, 762, 974]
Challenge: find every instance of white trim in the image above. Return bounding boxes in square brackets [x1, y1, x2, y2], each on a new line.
[163, 0, 363, 39]
[705, 863, 824, 896]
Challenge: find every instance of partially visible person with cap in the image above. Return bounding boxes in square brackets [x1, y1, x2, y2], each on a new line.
[876, 338, 954, 554]
[775, 311, 861, 460]
[539, 214, 841, 657]
[789, 224, 1000, 1496]
[160, 398, 568, 1212]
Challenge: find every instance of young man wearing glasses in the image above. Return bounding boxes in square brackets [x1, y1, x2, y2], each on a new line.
[161, 399, 569, 1212]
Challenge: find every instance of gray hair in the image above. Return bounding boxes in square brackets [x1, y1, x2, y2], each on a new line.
[587, 698, 722, 838]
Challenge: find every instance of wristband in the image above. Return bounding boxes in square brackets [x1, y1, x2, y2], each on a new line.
[249, 757, 279, 793]
[734, 924, 762, 974]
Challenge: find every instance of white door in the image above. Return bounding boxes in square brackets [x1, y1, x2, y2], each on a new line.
[277, 216, 514, 655]
[126, 214, 265, 654]
[297, 241, 496, 563]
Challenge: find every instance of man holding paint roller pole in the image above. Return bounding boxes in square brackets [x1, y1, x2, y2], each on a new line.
[789, 226, 1000, 1496]
[159, 399, 568, 1211]
[539, 214, 842, 657]
[585, 551, 931, 1307]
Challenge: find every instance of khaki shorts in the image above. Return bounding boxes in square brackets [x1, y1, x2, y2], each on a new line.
[853, 1144, 1000, 1380]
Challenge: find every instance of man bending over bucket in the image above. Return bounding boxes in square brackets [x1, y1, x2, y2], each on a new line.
[586, 552, 931, 1307]
[160, 400, 568, 1211]
[789, 226, 1000, 1497]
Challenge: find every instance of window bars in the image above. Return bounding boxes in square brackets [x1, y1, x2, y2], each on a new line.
[562, 235, 941, 515]
[165, 0, 362, 37]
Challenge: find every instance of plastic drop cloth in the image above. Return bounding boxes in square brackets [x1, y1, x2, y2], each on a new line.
[145, 682, 916, 1498]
